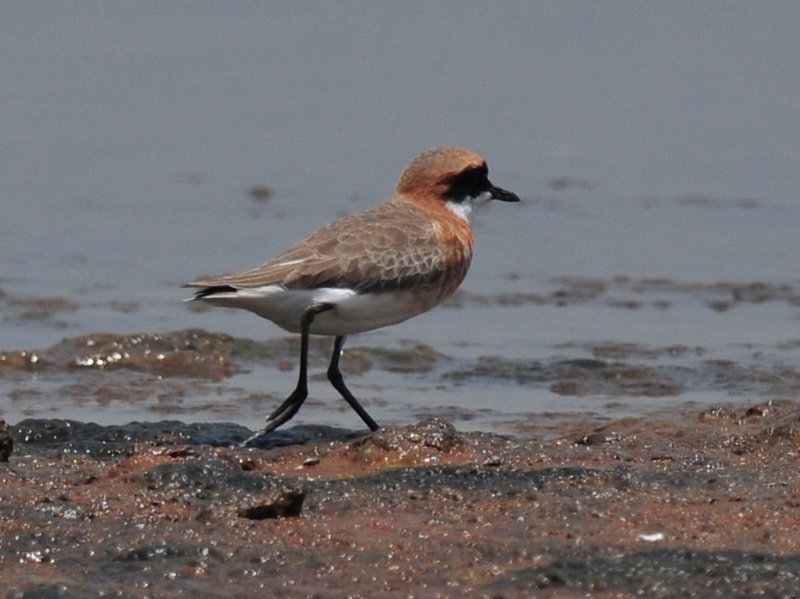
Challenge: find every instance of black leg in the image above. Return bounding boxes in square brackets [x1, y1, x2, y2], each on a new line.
[241, 303, 333, 446]
[327, 335, 380, 431]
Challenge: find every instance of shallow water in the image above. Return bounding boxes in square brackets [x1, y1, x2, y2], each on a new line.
[2, 4, 800, 434]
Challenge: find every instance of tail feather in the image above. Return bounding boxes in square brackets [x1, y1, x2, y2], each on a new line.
[189, 285, 238, 300]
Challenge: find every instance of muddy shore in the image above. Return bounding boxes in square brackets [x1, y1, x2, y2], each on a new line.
[2, 399, 799, 598]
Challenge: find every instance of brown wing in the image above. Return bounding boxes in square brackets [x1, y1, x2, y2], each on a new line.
[187, 200, 470, 293]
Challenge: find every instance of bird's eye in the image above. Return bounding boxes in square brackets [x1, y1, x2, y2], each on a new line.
[444, 165, 491, 201]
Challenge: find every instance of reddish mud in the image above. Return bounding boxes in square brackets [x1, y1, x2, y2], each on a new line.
[1, 404, 799, 598]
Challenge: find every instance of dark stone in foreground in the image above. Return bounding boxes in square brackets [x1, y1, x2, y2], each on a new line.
[237, 487, 306, 519]
[0, 419, 12, 461]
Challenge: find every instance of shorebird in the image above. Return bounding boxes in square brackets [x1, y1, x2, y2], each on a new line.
[185, 147, 519, 439]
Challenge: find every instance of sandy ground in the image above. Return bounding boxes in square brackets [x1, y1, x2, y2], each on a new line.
[1, 400, 799, 598]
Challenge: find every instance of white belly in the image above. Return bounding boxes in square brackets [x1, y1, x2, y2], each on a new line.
[195, 284, 445, 336]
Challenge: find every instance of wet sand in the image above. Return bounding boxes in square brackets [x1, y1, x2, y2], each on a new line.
[2, 400, 799, 598]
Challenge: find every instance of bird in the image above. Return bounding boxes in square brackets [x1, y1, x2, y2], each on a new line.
[184, 147, 520, 441]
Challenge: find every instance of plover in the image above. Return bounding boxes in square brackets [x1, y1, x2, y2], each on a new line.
[185, 147, 519, 439]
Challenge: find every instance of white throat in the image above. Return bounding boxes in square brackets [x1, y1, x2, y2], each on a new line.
[445, 190, 493, 224]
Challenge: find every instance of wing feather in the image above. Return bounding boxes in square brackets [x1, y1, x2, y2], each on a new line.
[185, 200, 470, 293]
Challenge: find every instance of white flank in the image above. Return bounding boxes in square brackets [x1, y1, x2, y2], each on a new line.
[194, 284, 439, 336]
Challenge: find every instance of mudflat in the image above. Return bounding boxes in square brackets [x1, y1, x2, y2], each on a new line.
[2, 401, 799, 598]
